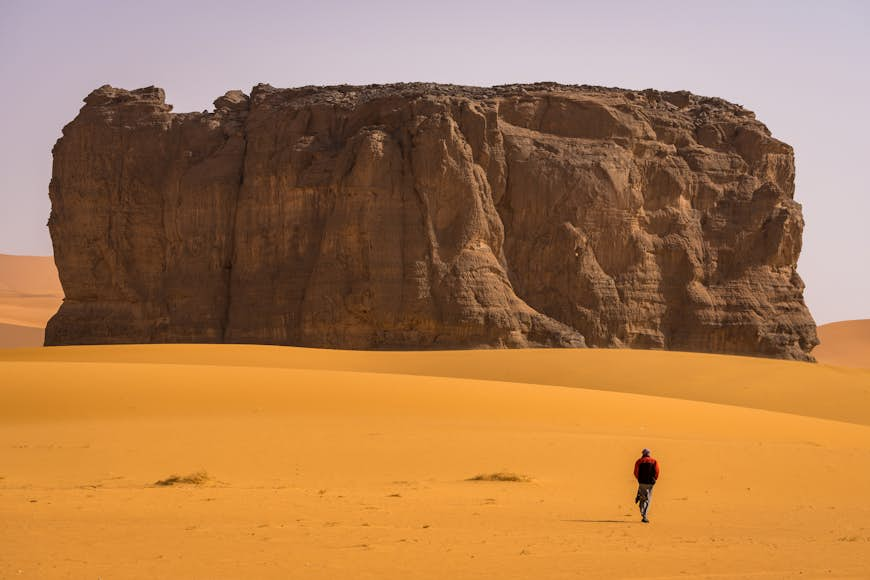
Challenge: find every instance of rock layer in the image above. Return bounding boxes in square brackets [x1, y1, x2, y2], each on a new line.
[46, 83, 818, 360]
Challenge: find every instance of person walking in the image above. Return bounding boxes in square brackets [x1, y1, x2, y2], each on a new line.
[634, 448, 660, 523]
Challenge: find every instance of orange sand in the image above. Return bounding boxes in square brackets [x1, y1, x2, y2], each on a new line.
[0, 323, 43, 348]
[0, 254, 63, 348]
[815, 319, 870, 369]
[1, 345, 869, 579]
[2, 254, 869, 576]
[0, 254, 62, 296]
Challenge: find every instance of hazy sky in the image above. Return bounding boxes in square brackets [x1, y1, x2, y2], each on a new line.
[1, 0, 867, 323]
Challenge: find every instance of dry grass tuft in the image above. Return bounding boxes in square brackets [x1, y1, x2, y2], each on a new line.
[467, 471, 531, 483]
[154, 471, 212, 487]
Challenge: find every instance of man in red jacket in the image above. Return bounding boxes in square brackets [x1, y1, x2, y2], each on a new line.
[634, 448, 660, 523]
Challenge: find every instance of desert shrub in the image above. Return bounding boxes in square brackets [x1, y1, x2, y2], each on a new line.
[154, 471, 212, 486]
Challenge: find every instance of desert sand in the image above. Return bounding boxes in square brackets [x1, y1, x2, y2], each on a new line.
[1, 345, 869, 579]
[2, 255, 869, 577]
[0, 254, 62, 347]
[0, 322, 44, 348]
[815, 319, 870, 369]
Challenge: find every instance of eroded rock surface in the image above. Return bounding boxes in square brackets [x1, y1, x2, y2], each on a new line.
[46, 83, 818, 359]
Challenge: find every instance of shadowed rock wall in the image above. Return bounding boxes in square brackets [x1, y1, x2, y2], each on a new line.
[46, 83, 818, 359]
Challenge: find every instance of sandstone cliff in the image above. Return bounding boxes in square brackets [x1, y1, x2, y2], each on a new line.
[46, 83, 818, 360]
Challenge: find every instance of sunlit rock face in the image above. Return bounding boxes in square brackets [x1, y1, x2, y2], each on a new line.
[46, 83, 818, 360]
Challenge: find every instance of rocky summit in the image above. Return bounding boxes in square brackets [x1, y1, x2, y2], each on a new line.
[45, 83, 818, 360]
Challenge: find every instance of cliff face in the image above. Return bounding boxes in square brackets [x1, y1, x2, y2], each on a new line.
[46, 83, 818, 360]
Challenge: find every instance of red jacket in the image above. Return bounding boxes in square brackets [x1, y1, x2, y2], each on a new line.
[634, 456, 660, 484]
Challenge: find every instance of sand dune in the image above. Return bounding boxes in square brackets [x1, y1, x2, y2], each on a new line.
[2, 254, 869, 576]
[0, 254, 63, 341]
[0, 291, 63, 327]
[2, 345, 869, 578]
[4, 344, 869, 424]
[814, 319, 870, 369]
[0, 254, 62, 295]
[0, 323, 44, 348]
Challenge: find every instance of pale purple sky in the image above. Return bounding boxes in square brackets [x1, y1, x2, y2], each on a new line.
[1, 0, 867, 323]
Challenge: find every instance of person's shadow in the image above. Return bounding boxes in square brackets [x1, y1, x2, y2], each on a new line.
[563, 519, 636, 524]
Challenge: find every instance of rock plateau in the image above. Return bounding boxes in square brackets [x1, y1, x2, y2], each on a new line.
[46, 83, 818, 360]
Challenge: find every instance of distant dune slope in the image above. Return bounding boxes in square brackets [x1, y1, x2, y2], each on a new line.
[3, 345, 869, 425]
[1, 349, 869, 579]
[0, 323, 44, 348]
[0, 254, 62, 295]
[814, 319, 870, 369]
[0, 254, 63, 335]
